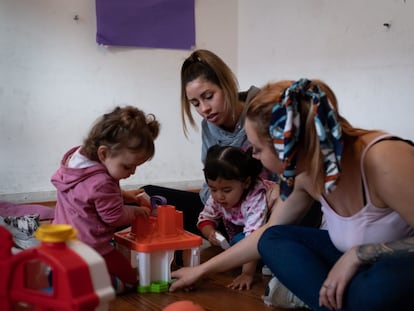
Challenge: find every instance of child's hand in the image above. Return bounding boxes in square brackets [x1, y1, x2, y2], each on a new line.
[227, 273, 254, 290]
[122, 189, 151, 208]
[207, 231, 221, 247]
[133, 205, 150, 219]
[135, 191, 151, 208]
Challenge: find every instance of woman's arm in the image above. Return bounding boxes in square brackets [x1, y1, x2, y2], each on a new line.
[319, 139, 414, 310]
[169, 179, 314, 291]
[357, 139, 414, 260]
[169, 219, 268, 291]
[357, 237, 414, 264]
[366, 139, 414, 227]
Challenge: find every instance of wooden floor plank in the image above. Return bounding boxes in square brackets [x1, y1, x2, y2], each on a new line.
[30, 201, 307, 310]
[109, 246, 307, 311]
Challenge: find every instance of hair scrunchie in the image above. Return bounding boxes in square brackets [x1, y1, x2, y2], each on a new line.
[269, 78, 343, 200]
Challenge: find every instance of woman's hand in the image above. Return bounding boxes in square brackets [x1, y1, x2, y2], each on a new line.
[169, 266, 204, 292]
[319, 247, 362, 310]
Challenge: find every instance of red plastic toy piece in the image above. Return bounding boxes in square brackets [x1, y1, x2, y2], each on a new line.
[114, 205, 202, 292]
[0, 224, 114, 311]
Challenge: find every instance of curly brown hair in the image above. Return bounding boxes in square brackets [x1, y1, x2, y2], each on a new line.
[82, 106, 160, 161]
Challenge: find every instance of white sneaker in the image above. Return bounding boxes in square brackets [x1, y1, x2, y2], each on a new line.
[262, 276, 310, 309]
[261, 265, 273, 276]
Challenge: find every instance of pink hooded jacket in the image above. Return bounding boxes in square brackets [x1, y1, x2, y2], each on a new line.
[51, 146, 135, 255]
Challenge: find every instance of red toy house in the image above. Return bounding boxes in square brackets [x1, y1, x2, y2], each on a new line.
[0, 224, 115, 311]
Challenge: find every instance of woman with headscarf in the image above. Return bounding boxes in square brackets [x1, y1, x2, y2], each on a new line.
[170, 78, 414, 311]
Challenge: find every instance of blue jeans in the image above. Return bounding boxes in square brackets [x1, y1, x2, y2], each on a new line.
[258, 225, 414, 311]
[230, 232, 246, 246]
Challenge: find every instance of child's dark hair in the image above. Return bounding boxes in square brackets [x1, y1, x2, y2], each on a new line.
[203, 145, 262, 189]
[82, 106, 160, 161]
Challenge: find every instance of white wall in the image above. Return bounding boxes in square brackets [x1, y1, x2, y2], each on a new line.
[2, 0, 414, 202]
[0, 0, 238, 202]
[238, 0, 414, 140]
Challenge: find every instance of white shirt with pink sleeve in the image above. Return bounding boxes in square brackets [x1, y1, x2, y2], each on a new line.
[197, 179, 270, 241]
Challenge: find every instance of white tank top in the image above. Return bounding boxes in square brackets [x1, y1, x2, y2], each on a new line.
[321, 134, 414, 252]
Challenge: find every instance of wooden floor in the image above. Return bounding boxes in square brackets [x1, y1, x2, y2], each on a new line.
[32, 201, 307, 311]
[109, 246, 306, 311]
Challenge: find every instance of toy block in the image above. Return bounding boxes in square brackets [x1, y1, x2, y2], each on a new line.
[114, 204, 202, 293]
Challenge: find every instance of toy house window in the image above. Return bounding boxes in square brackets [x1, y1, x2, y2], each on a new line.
[24, 259, 54, 294]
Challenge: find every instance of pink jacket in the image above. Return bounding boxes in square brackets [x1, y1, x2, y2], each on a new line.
[51, 146, 135, 255]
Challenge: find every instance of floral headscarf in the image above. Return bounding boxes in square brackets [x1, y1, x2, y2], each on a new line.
[269, 78, 343, 200]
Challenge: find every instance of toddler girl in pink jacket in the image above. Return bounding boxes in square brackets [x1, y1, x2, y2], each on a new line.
[52, 105, 160, 294]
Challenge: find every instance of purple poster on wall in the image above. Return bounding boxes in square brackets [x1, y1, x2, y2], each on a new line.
[95, 0, 195, 50]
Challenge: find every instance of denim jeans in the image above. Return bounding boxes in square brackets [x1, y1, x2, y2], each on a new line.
[230, 232, 246, 246]
[258, 225, 414, 311]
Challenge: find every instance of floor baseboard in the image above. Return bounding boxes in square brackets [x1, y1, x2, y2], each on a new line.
[0, 180, 203, 204]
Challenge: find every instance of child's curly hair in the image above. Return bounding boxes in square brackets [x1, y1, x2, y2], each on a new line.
[82, 106, 160, 161]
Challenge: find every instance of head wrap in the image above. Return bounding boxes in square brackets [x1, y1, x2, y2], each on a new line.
[269, 78, 343, 200]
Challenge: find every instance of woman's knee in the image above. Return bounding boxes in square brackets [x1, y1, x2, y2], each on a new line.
[258, 225, 286, 255]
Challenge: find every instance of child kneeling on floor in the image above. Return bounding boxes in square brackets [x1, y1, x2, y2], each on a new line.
[52, 105, 160, 294]
[197, 145, 273, 290]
